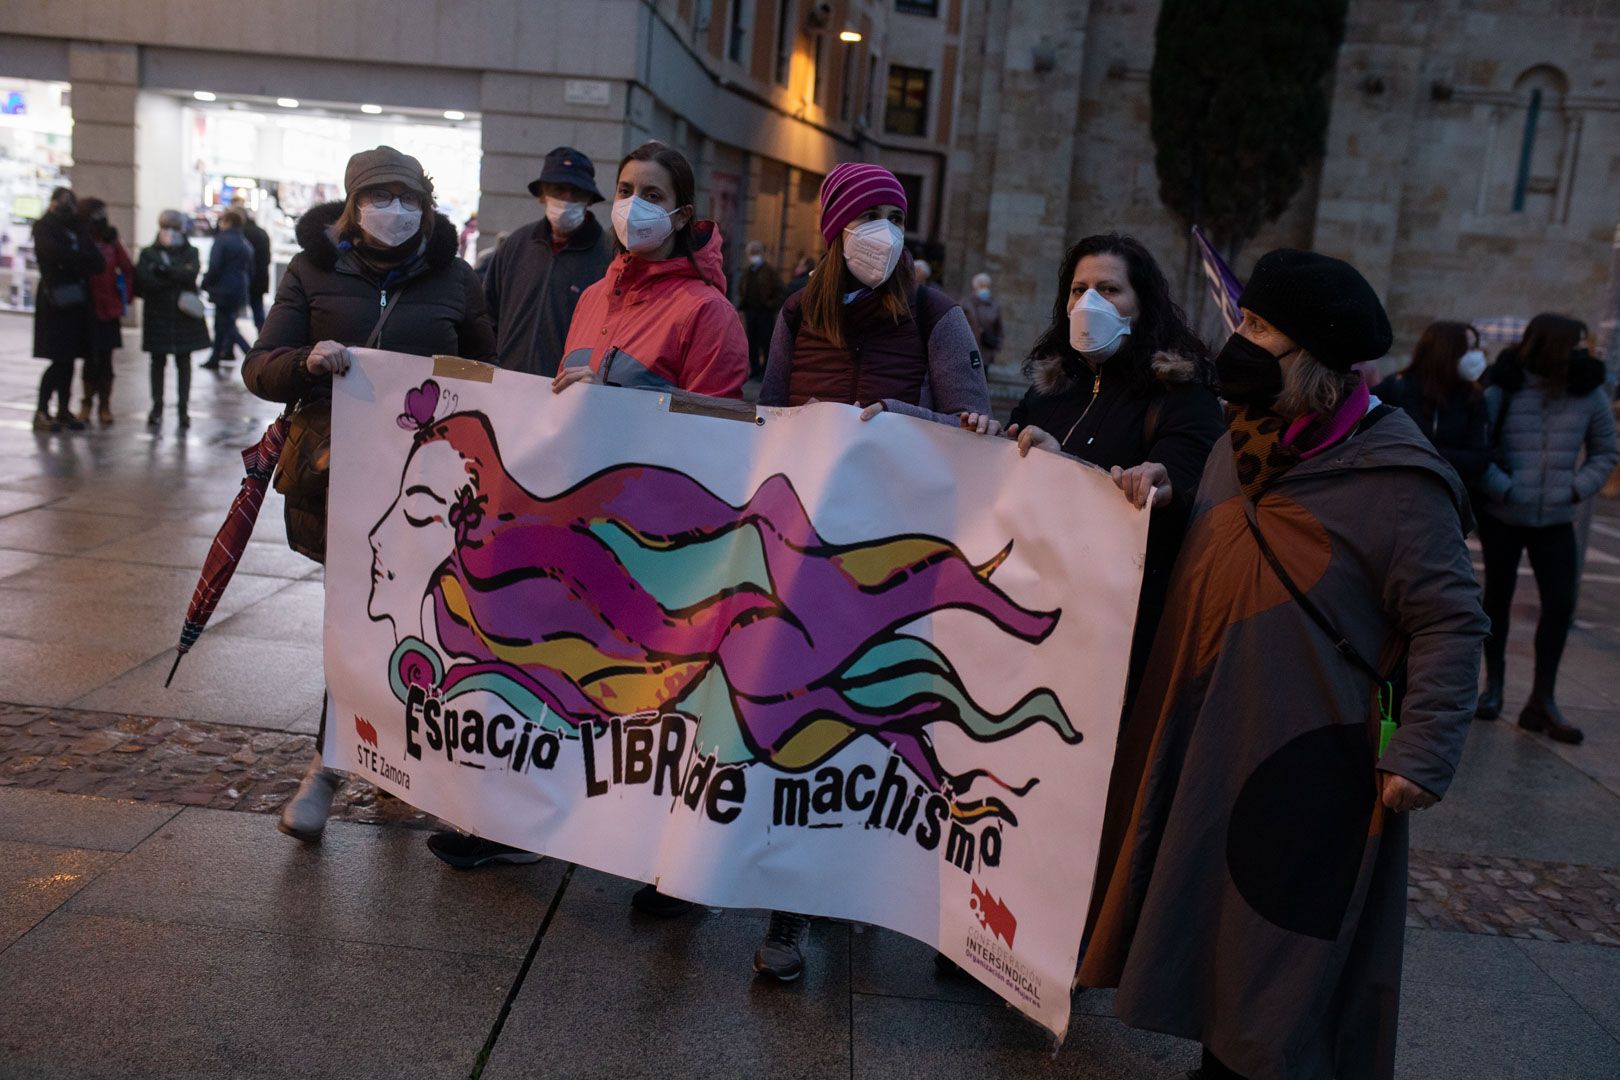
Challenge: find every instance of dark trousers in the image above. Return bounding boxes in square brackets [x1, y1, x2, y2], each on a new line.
[211, 303, 252, 363]
[83, 345, 115, 391]
[36, 357, 74, 415]
[743, 307, 776, 376]
[149, 352, 192, 413]
[1477, 513, 1577, 700]
[249, 292, 266, 330]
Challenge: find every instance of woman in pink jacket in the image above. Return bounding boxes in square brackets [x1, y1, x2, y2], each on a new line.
[553, 141, 748, 399]
[425, 142, 748, 878]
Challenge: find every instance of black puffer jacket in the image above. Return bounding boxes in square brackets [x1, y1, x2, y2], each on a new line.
[1373, 374, 1490, 485]
[244, 202, 495, 561]
[135, 240, 211, 355]
[1011, 348, 1224, 712]
[243, 200, 494, 404]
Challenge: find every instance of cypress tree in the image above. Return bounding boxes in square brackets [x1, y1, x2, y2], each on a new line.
[1151, 0, 1350, 259]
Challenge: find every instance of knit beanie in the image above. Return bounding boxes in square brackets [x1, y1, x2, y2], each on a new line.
[1237, 249, 1393, 370]
[345, 145, 430, 196]
[818, 163, 908, 246]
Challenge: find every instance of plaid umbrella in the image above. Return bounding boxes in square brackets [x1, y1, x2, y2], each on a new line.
[164, 414, 291, 687]
[1475, 316, 1528, 346]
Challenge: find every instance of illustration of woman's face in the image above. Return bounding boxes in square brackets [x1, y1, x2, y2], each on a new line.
[367, 440, 469, 636]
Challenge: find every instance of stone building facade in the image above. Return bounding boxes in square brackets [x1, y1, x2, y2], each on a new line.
[3, 0, 1615, 369]
[947, 0, 1620, 368]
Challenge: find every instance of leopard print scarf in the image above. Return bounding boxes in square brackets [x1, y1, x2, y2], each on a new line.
[1227, 404, 1301, 501]
[1227, 380, 1372, 501]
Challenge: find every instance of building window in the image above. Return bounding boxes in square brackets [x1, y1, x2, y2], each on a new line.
[893, 172, 924, 229]
[885, 65, 931, 136]
[775, 0, 795, 85]
[896, 0, 939, 14]
[1508, 65, 1568, 214]
[728, 0, 747, 62]
[693, 0, 712, 34]
[839, 46, 856, 120]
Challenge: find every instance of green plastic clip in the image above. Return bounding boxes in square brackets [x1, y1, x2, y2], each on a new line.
[1376, 681, 1396, 758]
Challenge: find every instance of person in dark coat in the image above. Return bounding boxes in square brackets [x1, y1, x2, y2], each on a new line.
[960, 272, 1003, 368]
[135, 210, 212, 428]
[30, 187, 104, 431]
[994, 233, 1224, 714]
[1373, 320, 1490, 486]
[230, 191, 273, 330]
[737, 239, 785, 377]
[201, 210, 254, 370]
[74, 198, 136, 426]
[1472, 314, 1618, 742]
[1082, 250, 1487, 1080]
[244, 145, 496, 845]
[784, 255, 814, 299]
[482, 146, 613, 377]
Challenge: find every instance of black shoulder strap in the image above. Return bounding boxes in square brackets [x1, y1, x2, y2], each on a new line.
[365, 285, 408, 349]
[1240, 499, 1385, 684]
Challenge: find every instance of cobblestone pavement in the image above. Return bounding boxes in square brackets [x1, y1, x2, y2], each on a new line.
[0, 702, 431, 829]
[5, 697, 1618, 950]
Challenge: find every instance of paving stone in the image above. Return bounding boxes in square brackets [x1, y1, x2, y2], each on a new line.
[1396, 980, 1620, 1080]
[64, 807, 561, 958]
[485, 886, 851, 1080]
[0, 839, 123, 949]
[1518, 939, 1620, 1043]
[850, 993, 1199, 1079]
[0, 913, 515, 1079]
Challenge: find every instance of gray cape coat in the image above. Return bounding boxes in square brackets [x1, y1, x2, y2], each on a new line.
[1080, 406, 1487, 1080]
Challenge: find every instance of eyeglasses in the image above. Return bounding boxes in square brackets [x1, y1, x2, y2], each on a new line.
[359, 188, 423, 210]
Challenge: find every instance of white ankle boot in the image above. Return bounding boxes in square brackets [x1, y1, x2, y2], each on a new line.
[278, 751, 344, 842]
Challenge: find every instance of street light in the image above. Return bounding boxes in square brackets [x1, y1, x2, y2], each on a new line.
[361, 103, 382, 114]
[839, 30, 862, 42]
[193, 91, 217, 102]
[276, 98, 299, 108]
[443, 110, 465, 121]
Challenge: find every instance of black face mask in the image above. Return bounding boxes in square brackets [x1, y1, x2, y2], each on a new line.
[1216, 333, 1290, 407]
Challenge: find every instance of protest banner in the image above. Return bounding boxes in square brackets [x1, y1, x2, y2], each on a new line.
[323, 349, 1148, 1037]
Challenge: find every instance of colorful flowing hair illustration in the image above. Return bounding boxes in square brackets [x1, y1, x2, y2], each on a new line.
[383, 381, 1076, 815]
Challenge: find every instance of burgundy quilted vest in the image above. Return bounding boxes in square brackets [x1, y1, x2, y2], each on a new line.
[783, 287, 949, 407]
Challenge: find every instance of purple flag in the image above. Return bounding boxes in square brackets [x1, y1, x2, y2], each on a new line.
[1193, 225, 1243, 336]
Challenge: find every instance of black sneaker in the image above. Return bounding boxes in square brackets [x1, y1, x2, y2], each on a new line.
[425, 830, 541, 869]
[58, 415, 87, 431]
[630, 884, 694, 917]
[753, 910, 811, 981]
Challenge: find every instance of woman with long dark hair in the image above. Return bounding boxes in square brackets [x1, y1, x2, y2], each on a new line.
[553, 141, 747, 398]
[988, 233, 1223, 710]
[1374, 321, 1489, 484]
[1474, 314, 1617, 741]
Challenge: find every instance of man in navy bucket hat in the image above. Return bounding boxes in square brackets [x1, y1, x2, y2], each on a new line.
[477, 146, 613, 380]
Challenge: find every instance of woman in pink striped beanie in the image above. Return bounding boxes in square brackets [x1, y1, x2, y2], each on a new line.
[757, 162, 991, 436]
[751, 162, 993, 984]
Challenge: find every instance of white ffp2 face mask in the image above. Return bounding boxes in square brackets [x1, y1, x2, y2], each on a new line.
[545, 197, 587, 235]
[1458, 349, 1487, 382]
[612, 195, 676, 254]
[358, 200, 424, 248]
[842, 219, 904, 289]
[1069, 288, 1132, 360]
